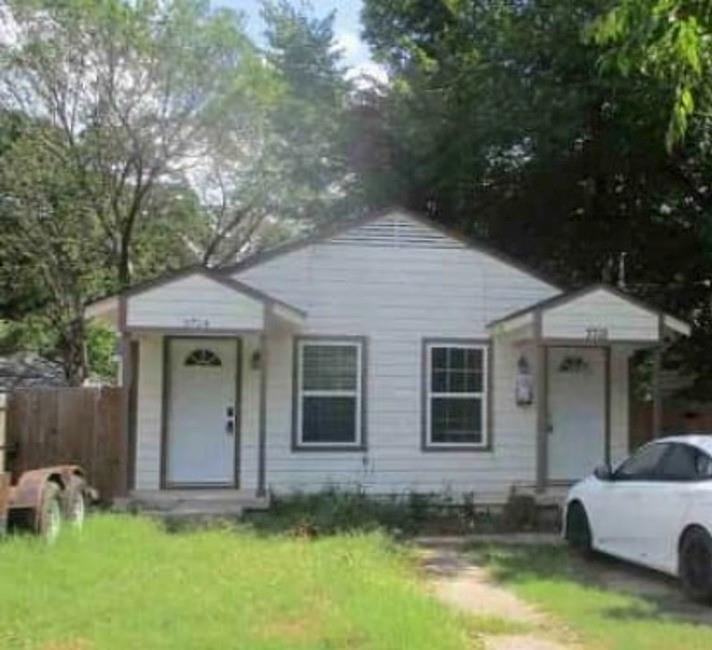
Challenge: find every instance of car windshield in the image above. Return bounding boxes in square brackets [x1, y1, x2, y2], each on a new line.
[615, 443, 669, 480]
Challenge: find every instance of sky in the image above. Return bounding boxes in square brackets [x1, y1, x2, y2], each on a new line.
[215, 1, 387, 83]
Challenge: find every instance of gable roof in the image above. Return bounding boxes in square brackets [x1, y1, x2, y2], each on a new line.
[86, 205, 563, 317]
[487, 283, 691, 336]
[223, 206, 564, 290]
[85, 266, 306, 323]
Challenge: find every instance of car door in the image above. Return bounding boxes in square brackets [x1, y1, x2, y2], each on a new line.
[647, 443, 712, 573]
[594, 442, 670, 563]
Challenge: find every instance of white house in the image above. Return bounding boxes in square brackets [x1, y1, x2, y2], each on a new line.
[88, 208, 690, 505]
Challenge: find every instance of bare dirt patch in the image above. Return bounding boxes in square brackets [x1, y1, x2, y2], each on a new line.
[417, 539, 581, 650]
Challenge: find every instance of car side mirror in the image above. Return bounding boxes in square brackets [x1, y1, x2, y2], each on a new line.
[594, 464, 613, 481]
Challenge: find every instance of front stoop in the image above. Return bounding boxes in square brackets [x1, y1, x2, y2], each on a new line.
[115, 489, 270, 520]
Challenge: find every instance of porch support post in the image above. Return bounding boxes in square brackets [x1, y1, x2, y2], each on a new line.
[118, 296, 131, 495]
[603, 346, 612, 466]
[534, 311, 548, 492]
[652, 314, 664, 438]
[257, 331, 268, 497]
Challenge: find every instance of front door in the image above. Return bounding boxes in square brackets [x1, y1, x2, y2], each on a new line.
[165, 338, 239, 486]
[547, 347, 606, 482]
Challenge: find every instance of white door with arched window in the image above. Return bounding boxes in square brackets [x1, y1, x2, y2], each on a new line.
[165, 338, 239, 486]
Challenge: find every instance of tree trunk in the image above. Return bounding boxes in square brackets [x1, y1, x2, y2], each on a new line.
[118, 239, 131, 288]
[59, 317, 88, 386]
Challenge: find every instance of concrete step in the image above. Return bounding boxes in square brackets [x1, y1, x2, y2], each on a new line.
[119, 489, 270, 518]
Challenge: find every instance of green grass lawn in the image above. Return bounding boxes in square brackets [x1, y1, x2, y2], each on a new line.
[0, 515, 492, 650]
[471, 544, 712, 650]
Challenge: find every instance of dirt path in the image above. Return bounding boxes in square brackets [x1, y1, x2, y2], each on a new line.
[417, 539, 581, 650]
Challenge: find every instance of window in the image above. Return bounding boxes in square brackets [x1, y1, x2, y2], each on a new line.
[184, 349, 222, 367]
[425, 342, 488, 448]
[614, 443, 669, 481]
[658, 443, 712, 481]
[295, 339, 365, 448]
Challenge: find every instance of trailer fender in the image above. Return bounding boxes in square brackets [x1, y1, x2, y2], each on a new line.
[9, 465, 84, 511]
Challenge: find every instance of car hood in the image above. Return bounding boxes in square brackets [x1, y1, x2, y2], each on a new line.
[567, 475, 597, 498]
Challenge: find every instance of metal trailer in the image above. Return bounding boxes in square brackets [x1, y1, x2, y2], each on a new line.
[0, 447, 90, 541]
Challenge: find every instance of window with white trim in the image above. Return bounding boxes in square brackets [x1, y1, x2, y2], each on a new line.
[296, 339, 364, 447]
[425, 343, 488, 447]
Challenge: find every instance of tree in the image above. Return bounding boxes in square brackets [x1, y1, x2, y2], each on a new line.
[0, 0, 273, 287]
[0, 119, 109, 383]
[591, 0, 712, 148]
[172, 0, 364, 267]
[362, 0, 709, 279]
[260, 0, 360, 223]
[362, 0, 712, 393]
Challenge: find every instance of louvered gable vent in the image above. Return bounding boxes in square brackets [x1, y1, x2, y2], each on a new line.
[326, 214, 465, 249]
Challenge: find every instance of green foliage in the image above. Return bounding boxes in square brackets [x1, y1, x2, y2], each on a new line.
[1, 0, 272, 286]
[86, 324, 118, 381]
[473, 543, 712, 650]
[243, 488, 514, 537]
[590, 0, 712, 148]
[0, 316, 57, 357]
[362, 0, 712, 387]
[245, 489, 429, 537]
[0, 514, 482, 650]
[0, 1, 363, 380]
[260, 0, 360, 224]
[0, 119, 111, 382]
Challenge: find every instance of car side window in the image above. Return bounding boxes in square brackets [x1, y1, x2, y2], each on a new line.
[657, 444, 700, 481]
[614, 443, 669, 481]
[695, 451, 712, 479]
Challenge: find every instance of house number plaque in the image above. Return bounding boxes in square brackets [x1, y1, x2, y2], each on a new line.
[585, 327, 608, 343]
[183, 317, 211, 330]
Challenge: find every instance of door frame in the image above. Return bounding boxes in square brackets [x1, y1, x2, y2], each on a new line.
[544, 344, 612, 485]
[160, 335, 243, 490]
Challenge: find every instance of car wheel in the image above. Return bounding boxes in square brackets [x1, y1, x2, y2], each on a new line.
[36, 481, 63, 543]
[680, 527, 712, 603]
[61, 475, 87, 529]
[565, 501, 592, 553]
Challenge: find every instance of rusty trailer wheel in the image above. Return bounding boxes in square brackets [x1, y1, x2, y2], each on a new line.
[36, 482, 63, 543]
[62, 476, 86, 530]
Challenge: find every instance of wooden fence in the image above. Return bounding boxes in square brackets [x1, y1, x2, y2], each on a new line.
[630, 397, 712, 451]
[0, 393, 6, 477]
[4, 387, 126, 502]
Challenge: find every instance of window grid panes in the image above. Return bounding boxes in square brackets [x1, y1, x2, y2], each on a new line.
[427, 344, 486, 447]
[298, 341, 362, 446]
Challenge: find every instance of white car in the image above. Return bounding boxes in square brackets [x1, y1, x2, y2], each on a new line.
[564, 435, 712, 602]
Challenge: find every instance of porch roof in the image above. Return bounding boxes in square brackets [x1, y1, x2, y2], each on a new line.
[86, 267, 306, 333]
[487, 284, 690, 343]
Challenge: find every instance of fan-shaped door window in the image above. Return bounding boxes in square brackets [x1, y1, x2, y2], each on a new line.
[184, 348, 222, 367]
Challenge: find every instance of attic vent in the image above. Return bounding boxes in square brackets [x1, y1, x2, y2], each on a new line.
[327, 216, 465, 249]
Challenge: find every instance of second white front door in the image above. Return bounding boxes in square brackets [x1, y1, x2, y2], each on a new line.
[547, 347, 606, 482]
[166, 338, 239, 486]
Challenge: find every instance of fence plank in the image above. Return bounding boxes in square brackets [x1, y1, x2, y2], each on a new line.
[6, 387, 125, 502]
[0, 393, 6, 473]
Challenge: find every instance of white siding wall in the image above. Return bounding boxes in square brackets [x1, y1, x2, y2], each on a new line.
[239, 334, 261, 491]
[127, 273, 264, 331]
[542, 289, 658, 341]
[234, 213, 558, 499]
[131, 214, 637, 499]
[233, 330, 541, 500]
[134, 335, 163, 489]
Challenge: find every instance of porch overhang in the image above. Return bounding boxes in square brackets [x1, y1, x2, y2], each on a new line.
[85, 267, 306, 334]
[487, 284, 690, 344]
[487, 284, 691, 493]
